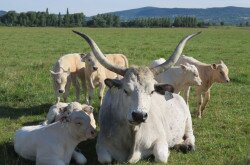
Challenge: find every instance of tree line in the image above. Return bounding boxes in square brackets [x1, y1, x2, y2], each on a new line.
[0, 9, 213, 28]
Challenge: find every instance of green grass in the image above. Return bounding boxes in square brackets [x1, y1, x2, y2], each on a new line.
[0, 27, 249, 165]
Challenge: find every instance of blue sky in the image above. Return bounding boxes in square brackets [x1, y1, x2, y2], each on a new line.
[1, 0, 250, 16]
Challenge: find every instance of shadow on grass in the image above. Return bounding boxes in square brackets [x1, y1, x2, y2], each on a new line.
[0, 104, 52, 120]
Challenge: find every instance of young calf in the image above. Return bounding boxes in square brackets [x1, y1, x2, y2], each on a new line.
[82, 52, 128, 105]
[51, 53, 86, 103]
[151, 58, 202, 93]
[43, 102, 95, 127]
[176, 55, 230, 118]
[14, 110, 96, 165]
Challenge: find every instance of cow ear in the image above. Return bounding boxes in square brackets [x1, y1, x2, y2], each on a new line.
[105, 79, 122, 89]
[59, 115, 71, 123]
[83, 105, 94, 115]
[180, 64, 187, 71]
[80, 54, 87, 62]
[154, 83, 174, 95]
[211, 64, 217, 69]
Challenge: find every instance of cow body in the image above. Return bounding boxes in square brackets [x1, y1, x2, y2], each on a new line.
[51, 53, 86, 103]
[151, 58, 202, 93]
[82, 52, 128, 105]
[97, 82, 194, 163]
[14, 111, 96, 165]
[176, 55, 230, 118]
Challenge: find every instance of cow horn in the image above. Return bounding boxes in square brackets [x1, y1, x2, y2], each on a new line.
[151, 32, 201, 75]
[72, 30, 126, 76]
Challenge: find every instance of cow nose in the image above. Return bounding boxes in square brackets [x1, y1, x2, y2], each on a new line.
[93, 66, 98, 71]
[132, 111, 148, 123]
[226, 79, 230, 83]
[58, 89, 64, 93]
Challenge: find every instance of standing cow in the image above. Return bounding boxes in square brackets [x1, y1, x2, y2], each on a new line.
[51, 53, 86, 103]
[73, 30, 200, 163]
[176, 55, 230, 118]
[151, 59, 202, 93]
[81, 52, 128, 105]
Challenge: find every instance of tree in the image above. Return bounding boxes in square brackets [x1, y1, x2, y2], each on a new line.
[220, 21, 224, 26]
[64, 8, 70, 27]
[58, 12, 62, 27]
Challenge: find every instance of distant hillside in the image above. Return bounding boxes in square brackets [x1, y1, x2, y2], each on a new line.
[0, 10, 6, 16]
[108, 6, 250, 24]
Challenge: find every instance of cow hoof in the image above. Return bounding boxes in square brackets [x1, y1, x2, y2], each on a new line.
[179, 144, 194, 154]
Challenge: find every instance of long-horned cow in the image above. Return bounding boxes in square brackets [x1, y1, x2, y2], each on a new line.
[175, 55, 230, 118]
[73, 30, 200, 163]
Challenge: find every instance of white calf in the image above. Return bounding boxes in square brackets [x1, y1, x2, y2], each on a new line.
[14, 110, 96, 165]
[151, 58, 202, 93]
[51, 53, 86, 103]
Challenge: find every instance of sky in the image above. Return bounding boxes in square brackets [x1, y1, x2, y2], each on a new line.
[1, 0, 250, 16]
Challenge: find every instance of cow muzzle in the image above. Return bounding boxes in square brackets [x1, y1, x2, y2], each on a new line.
[93, 66, 98, 71]
[131, 111, 148, 124]
[58, 89, 65, 93]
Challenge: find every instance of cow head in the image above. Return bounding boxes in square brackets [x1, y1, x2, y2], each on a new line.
[180, 64, 202, 86]
[50, 67, 70, 94]
[81, 52, 99, 72]
[73, 30, 200, 125]
[61, 110, 97, 141]
[105, 67, 174, 125]
[211, 60, 230, 83]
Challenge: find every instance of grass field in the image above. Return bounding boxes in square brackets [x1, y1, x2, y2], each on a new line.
[0, 27, 249, 165]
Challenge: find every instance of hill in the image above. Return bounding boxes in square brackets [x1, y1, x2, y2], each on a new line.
[108, 6, 250, 24]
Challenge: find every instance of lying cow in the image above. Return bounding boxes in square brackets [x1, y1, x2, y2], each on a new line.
[42, 102, 95, 164]
[176, 55, 230, 118]
[43, 102, 95, 127]
[51, 53, 86, 103]
[14, 110, 96, 165]
[151, 58, 202, 93]
[73, 30, 200, 163]
[81, 52, 128, 105]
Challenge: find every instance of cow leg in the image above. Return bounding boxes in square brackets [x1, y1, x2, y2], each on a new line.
[71, 74, 80, 102]
[72, 150, 87, 165]
[88, 86, 94, 105]
[98, 82, 105, 106]
[153, 139, 169, 163]
[63, 79, 71, 102]
[96, 143, 112, 164]
[183, 86, 191, 105]
[182, 112, 195, 152]
[79, 75, 87, 103]
[201, 89, 210, 115]
[196, 89, 203, 118]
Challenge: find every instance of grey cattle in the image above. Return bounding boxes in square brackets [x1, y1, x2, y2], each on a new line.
[73, 30, 200, 163]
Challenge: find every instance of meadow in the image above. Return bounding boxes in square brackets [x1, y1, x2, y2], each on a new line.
[0, 27, 249, 165]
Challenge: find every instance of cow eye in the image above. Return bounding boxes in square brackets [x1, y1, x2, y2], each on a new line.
[220, 71, 224, 75]
[150, 91, 155, 95]
[76, 122, 82, 125]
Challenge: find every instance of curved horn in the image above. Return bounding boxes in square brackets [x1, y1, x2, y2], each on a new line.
[72, 30, 126, 76]
[151, 32, 201, 75]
